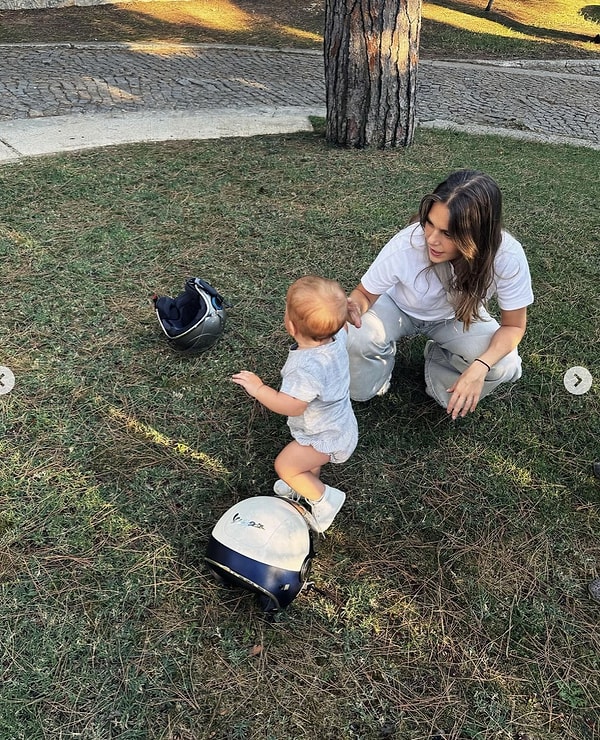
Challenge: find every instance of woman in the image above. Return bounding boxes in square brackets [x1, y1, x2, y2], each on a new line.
[347, 170, 534, 420]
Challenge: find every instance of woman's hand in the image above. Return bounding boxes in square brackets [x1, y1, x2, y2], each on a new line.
[347, 297, 363, 329]
[231, 370, 265, 398]
[445, 362, 488, 419]
[446, 308, 528, 419]
[347, 284, 380, 329]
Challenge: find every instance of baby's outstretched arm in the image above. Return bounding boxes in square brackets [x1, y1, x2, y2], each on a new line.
[232, 371, 307, 416]
[231, 370, 264, 396]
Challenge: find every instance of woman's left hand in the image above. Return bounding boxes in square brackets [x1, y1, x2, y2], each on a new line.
[445, 363, 488, 419]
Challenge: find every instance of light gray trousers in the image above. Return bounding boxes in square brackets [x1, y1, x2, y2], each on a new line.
[347, 293, 522, 408]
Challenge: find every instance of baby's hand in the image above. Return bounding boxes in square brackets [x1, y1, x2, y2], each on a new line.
[231, 370, 265, 398]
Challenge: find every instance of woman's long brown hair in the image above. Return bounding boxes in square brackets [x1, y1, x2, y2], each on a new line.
[418, 170, 503, 329]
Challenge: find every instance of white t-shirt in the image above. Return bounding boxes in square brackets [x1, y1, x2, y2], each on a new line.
[361, 223, 534, 321]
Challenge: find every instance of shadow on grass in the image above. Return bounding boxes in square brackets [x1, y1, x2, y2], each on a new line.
[0, 1, 324, 47]
[420, 20, 599, 59]
[581, 3, 600, 20]
[1, 0, 600, 57]
[427, 0, 600, 44]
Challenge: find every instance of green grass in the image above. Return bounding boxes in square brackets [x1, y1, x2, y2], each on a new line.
[0, 126, 599, 738]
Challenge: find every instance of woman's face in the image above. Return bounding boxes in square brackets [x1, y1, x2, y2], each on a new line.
[423, 202, 461, 263]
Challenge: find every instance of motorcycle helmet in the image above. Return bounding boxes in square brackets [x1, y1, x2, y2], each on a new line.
[205, 496, 315, 612]
[153, 277, 229, 352]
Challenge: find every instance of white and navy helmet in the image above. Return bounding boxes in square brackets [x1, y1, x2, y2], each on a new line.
[205, 496, 315, 612]
[153, 277, 229, 353]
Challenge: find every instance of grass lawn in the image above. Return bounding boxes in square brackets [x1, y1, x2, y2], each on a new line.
[0, 0, 599, 58]
[0, 124, 599, 738]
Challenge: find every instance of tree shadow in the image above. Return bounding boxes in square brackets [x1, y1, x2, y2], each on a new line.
[580, 4, 600, 23]
[427, 0, 600, 44]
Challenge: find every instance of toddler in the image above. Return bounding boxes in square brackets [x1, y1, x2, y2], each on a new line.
[232, 275, 358, 533]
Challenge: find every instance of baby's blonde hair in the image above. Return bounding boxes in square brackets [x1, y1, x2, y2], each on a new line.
[286, 276, 348, 341]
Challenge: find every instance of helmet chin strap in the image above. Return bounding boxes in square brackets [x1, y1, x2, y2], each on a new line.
[192, 277, 232, 309]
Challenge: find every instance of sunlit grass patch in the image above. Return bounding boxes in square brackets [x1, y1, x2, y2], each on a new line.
[425, 0, 600, 38]
[124, 0, 255, 33]
[423, 2, 533, 40]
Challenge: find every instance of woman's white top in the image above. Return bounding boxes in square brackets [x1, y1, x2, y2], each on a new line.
[361, 223, 534, 321]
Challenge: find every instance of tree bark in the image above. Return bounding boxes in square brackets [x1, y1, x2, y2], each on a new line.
[324, 0, 422, 149]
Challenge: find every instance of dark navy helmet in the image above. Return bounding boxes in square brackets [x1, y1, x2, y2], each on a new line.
[153, 277, 229, 353]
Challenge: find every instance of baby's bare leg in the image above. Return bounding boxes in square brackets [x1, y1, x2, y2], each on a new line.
[274, 441, 330, 501]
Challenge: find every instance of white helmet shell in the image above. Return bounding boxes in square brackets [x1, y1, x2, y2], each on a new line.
[205, 496, 315, 611]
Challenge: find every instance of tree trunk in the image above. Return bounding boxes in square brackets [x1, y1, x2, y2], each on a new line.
[324, 0, 422, 149]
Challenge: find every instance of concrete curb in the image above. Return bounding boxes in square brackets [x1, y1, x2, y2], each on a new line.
[0, 106, 327, 162]
[420, 119, 600, 151]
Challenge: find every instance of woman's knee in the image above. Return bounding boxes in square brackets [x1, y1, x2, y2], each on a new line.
[443, 339, 522, 383]
[457, 348, 521, 382]
[348, 321, 395, 362]
[488, 351, 522, 382]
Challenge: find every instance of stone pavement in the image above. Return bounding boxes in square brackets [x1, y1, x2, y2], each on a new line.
[0, 42, 599, 161]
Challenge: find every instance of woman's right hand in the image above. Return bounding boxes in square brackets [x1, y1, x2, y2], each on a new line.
[347, 284, 380, 329]
[347, 297, 363, 329]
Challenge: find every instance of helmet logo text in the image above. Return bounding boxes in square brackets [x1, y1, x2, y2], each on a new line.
[232, 512, 265, 530]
